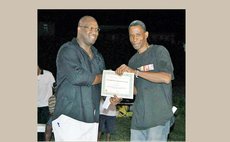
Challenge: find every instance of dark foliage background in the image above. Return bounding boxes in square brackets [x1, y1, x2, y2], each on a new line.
[38, 9, 185, 83]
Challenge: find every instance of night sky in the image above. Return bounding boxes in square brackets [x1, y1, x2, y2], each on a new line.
[38, 9, 185, 85]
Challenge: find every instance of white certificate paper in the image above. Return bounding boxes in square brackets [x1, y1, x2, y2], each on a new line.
[101, 70, 134, 99]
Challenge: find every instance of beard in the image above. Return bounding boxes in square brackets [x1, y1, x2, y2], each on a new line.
[132, 43, 141, 50]
[88, 35, 97, 45]
[80, 34, 98, 46]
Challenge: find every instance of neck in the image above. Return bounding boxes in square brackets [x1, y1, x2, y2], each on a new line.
[76, 38, 91, 50]
[76, 38, 93, 59]
[138, 44, 150, 54]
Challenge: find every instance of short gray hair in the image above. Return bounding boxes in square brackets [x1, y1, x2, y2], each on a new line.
[128, 20, 146, 31]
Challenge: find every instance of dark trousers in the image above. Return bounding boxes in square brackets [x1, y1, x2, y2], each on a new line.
[37, 106, 49, 141]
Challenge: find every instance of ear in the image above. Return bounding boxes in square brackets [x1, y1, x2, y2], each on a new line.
[145, 31, 149, 39]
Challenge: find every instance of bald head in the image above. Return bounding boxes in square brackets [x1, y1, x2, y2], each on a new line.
[78, 16, 97, 27]
[77, 16, 99, 47]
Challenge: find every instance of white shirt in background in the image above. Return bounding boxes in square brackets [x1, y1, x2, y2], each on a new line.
[100, 98, 118, 116]
[37, 70, 55, 107]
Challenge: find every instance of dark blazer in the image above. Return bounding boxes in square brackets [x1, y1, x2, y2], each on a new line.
[53, 38, 105, 123]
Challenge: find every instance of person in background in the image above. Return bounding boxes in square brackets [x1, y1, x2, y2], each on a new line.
[52, 16, 120, 141]
[37, 65, 55, 141]
[98, 97, 118, 141]
[115, 20, 175, 142]
[44, 82, 57, 141]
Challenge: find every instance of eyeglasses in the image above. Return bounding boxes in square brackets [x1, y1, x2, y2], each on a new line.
[79, 25, 100, 32]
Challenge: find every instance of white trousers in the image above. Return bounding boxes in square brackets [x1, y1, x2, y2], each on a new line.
[52, 114, 99, 141]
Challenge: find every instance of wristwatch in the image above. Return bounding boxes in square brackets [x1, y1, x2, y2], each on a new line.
[135, 70, 140, 78]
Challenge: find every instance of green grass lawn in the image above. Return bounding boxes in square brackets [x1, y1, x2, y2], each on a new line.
[99, 95, 185, 141]
[168, 95, 185, 141]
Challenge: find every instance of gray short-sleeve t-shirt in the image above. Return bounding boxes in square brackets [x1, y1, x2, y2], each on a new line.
[128, 44, 174, 130]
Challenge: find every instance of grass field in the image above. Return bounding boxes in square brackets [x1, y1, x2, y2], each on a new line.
[41, 83, 185, 142]
[99, 94, 185, 141]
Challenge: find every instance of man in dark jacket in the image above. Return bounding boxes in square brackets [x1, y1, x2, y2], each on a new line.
[52, 16, 106, 141]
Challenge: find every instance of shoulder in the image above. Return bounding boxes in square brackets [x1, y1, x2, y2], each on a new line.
[91, 46, 99, 53]
[151, 44, 169, 55]
[92, 46, 102, 56]
[151, 44, 167, 51]
[92, 46, 104, 60]
[128, 52, 138, 64]
[43, 70, 55, 79]
[57, 41, 81, 58]
[43, 70, 53, 75]
[59, 41, 77, 52]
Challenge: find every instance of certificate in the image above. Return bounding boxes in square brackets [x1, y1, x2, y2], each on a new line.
[101, 70, 134, 99]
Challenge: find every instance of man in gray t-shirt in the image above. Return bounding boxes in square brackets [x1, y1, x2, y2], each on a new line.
[115, 20, 174, 141]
